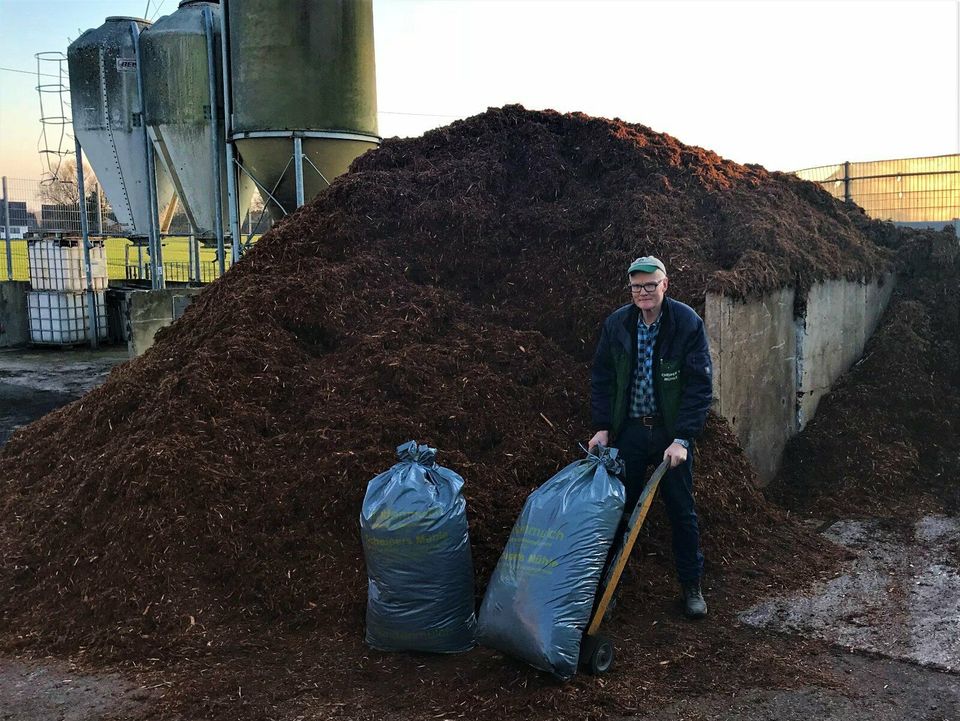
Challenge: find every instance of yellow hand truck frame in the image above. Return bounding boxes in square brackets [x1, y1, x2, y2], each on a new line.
[579, 458, 671, 675]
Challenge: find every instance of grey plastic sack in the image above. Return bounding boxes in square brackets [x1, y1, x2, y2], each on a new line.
[360, 441, 476, 653]
[477, 445, 625, 679]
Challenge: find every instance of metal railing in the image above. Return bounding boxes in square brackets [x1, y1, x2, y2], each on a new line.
[795, 154, 960, 227]
[2, 175, 265, 283]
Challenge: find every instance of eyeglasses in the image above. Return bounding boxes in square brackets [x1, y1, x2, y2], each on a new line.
[627, 280, 664, 294]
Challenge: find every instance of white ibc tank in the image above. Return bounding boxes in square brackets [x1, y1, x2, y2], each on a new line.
[28, 238, 108, 292]
[28, 291, 108, 345]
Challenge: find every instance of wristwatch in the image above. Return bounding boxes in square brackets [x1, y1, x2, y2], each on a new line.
[673, 438, 690, 449]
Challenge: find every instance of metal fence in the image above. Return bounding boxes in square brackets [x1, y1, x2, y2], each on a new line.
[2, 176, 266, 283]
[795, 154, 960, 228]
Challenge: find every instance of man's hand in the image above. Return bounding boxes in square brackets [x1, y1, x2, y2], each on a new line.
[664, 442, 688, 468]
[588, 430, 609, 452]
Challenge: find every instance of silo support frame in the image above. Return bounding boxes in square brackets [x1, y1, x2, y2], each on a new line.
[302, 154, 331, 187]
[225, 143, 243, 265]
[95, 185, 104, 236]
[230, 131, 378, 219]
[230, 146, 323, 221]
[293, 137, 305, 208]
[220, 0, 242, 267]
[234, 155, 293, 217]
[231, 130, 380, 144]
[158, 192, 179, 235]
[193, 235, 202, 283]
[130, 21, 164, 290]
[202, 5, 226, 278]
[187, 234, 200, 284]
[145, 141, 165, 290]
[74, 139, 99, 350]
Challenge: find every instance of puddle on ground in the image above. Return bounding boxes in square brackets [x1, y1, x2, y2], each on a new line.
[0, 348, 130, 446]
[740, 516, 960, 672]
[0, 347, 128, 396]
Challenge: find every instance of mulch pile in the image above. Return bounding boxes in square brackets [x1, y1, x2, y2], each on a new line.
[769, 227, 960, 518]
[0, 105, 922, 719]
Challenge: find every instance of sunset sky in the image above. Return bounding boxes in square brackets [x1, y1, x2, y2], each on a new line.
[1, 0, 958, 182]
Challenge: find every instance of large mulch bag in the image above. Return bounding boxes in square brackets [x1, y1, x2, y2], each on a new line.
[477, 445, 625, 679]
[360, 441, 476, 653]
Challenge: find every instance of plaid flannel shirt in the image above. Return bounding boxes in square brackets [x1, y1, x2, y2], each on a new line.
[629, 313, 661, 417]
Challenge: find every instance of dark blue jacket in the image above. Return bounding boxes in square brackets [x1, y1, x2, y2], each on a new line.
[591, 297, 713, 442]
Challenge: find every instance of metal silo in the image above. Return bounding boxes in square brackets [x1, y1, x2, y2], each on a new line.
[226, 0, 380, 221]
[67, 17, 177, 240]
[141, 1, 255, 245]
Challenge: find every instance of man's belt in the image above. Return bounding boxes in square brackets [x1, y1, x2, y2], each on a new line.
[627, 415, 661, 428]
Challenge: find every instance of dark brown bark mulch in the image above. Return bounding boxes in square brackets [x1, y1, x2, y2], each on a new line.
[0, 105, 929, 720]
[768, 228, 960, 519]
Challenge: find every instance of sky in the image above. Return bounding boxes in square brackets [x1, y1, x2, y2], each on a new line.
[1, 0, 958, 182]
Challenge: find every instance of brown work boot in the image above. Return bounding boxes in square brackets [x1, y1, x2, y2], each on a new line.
[681, 581, 707, 619]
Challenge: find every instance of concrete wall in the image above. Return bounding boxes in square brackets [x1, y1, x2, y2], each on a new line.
[125, 288, 204, 357]
[0, 281, 29, 348]
[706, 274, 895, 484]
[706, 287, 797, 482]
[796, 277, 895, 428]
[0, 283, 202, 353]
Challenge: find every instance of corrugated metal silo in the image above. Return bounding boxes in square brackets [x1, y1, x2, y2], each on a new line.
[227, 0, 380, 220]
[67, 16, 177, 239]
[141, 0, 255, 242]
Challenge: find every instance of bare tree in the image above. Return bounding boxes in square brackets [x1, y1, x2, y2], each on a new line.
[38, 158, 100, 206]
[245, 192, 271, 237]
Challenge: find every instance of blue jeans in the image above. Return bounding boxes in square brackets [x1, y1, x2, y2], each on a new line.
[613, 420, 704, 584]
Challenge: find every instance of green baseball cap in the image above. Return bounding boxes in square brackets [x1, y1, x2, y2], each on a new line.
[627, 256, 666, 275]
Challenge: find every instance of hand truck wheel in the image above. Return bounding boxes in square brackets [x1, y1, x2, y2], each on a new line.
[580, 634, 615, 675]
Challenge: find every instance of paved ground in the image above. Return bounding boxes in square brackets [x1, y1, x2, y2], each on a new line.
[0, 346, 128, 446]
[0, 659, 150, 721]
[0, 346, 958, 720]
[634, 516, 960, 721]
[633, 650, 959, 721]
[742, 517, 960, 673]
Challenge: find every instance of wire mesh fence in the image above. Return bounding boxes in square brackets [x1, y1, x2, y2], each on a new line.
[2, 176, 121, 237]
[2, 176, 264, 283]
[795, 154, 960, 227]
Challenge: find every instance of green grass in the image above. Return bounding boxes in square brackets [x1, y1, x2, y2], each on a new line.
[0, 236, 256, 284]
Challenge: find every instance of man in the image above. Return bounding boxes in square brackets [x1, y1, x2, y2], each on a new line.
[588, 256, 713, 619]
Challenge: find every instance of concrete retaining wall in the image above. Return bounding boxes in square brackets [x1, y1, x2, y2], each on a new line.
[124, 288, 204, 357]
[0, 281, 29, 348]
[706, 287, 797, 482]
[796, 278, 895, 428]
[706, 274, 895, 484]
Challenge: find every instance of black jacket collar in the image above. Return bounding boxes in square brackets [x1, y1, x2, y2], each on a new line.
[621, 298, 675, 338]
